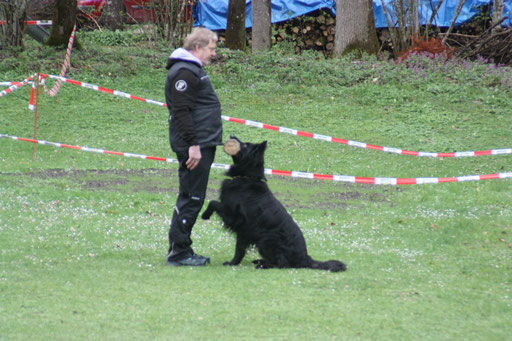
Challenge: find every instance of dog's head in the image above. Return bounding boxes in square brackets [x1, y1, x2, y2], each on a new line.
[224, 135, 267, 180]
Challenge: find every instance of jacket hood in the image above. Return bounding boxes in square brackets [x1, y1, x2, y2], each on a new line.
[166, 48, 202, 69]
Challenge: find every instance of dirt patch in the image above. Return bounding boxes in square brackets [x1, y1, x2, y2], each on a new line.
[2, 168, 395, 210]
[4, 168, 182, 193]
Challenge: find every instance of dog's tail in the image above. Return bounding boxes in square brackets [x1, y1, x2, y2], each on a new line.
[310, 259, 347, 272]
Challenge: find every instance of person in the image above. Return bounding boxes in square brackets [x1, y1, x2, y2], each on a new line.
[164, 28, 222, 266]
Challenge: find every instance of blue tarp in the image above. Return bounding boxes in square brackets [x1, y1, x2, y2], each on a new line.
[193, 0, 512, 30]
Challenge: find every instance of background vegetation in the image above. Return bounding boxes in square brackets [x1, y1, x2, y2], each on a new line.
[1, 28, 511, 340]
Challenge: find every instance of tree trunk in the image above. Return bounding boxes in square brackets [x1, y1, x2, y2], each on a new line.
[101, 0, 125, 30]
[334, 0, 379, 57]
[492, 0, 504, 28]
[252, 0, 271, 52]
[225, 0, 246, 50]
[409, 0, 419, 33]
[47, 0, 79, 47]
[0, 0, 30, 53]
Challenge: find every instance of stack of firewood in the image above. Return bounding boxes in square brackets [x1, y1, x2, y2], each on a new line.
[272, 10, 336, 54]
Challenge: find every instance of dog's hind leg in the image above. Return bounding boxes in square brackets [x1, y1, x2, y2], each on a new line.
[224, 236, 249, 266]
[201, 200, 223, 220]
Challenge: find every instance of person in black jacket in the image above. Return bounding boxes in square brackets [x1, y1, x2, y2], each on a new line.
[164, 28, 222, 266]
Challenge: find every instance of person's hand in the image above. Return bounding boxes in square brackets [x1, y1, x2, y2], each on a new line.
[186, 145, 201, 170]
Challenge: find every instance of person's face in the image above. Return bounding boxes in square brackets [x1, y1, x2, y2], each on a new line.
[193, 40, 217, 65]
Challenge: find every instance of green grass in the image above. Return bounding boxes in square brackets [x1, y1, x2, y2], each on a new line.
[1, 30, 511, 340]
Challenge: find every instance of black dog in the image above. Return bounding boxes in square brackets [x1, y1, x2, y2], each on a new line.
[201, 136, 346, 272]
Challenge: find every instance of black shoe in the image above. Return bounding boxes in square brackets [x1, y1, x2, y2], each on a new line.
[166, 254, 210, 267]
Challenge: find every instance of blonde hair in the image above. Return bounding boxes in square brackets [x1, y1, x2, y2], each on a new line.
[183, 27, 218, 50]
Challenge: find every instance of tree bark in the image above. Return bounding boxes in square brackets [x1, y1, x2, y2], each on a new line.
[409, 0, 419, 33]
[101, 0, 125, 30]
[252, 0, 271, 52]
[334, 0, 379, 57]
[0, 0, 30, 52]
[492, 0, 504, 29]
[47, 0, 79, 47]
[225, 0, 246, 50]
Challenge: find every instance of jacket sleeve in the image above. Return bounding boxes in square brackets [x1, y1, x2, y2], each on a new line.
[166, 68, 201, 146]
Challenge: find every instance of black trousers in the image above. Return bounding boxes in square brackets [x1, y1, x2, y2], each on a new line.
[167, 146, 216, 261]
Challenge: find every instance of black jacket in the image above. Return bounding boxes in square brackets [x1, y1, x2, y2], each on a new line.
[165, 55, 222, 152]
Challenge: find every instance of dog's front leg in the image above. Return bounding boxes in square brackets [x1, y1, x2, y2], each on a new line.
[201, 200, 223, 220]
[224, 236, 248, 266]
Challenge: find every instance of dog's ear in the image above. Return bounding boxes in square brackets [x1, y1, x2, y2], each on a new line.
[259, 141, 267, 151]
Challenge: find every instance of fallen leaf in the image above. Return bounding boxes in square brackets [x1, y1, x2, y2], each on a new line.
[431, 224, 438, 229]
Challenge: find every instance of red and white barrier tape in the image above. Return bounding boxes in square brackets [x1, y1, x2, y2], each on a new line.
[220, 116, 512, 158]
[3, 76, 39, 110]
[28, 76, 38, 111]
[1, 134, 511, 185]
[35, 73, 512, 158]
[0, 74, 36, 98]
[0, 81, 32, 86]
[9, 73, 511, 158]
[41, 24, 76, 97]
[40, 74, 167, 106]
[0, 20, 52, 26]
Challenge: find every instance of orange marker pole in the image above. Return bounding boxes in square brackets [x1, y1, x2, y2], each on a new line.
[32, 74, 41, 162]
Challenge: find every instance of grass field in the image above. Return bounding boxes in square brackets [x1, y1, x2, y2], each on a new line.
[1, 30, 511, 340]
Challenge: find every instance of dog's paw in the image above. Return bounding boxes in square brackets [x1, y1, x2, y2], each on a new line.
[252, 259, 270, 269]
[252, 259, 274, 269]
[201, 211, 211, 220]
[223, 261, 235, 266]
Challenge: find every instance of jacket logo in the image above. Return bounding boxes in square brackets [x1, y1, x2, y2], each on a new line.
[175, 80, 188, 92]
